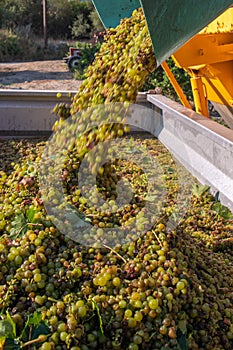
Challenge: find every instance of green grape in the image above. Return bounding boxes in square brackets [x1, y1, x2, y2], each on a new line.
[57, 322, 67, 333]
[125, 309, 133, 318]
[0, 8, 233, 350]
[78, 306, 87, 318]
[14, 255, 23, 265]
[119, 300, 127, 308]
[134, 311, 143, 322]
[35, 295, 45, 305]
[60, 331, 68, 342]
[148, 298, 159, 310]
[40, 342, 52, 350]
[112, 277, 121, 287]
[34, 273, 42, 282]
[127, 317, 137, 328]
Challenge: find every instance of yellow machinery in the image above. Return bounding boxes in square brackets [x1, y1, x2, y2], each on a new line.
[167, 7, 233, 128]
[92, 1, 233, 128]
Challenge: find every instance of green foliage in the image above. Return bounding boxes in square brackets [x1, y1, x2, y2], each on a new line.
[192, 183, 210, 198]
[0, 311, 50, 349]
[0, 29, 34, 61]
[0, 0, 42, 35]
[71, 13, 91, 39]
[47, 0, 79, 39]
[0, 27, 69, 62]
[0, 312, 16, 340]
[8, 208, 39, 239]
[212, 202, 233, 220]
[142, 57, 193, 102]
[1, 0, 103, 41]
[0, 30, 23, 59]
[89, 7, 105, 33]
[72, 41, 101, 79]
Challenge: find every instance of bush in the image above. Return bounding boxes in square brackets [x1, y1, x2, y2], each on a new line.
[0, 28, 70, 62]
[0, 29, 29, 61]
[0, 0, 103, 41]
[71, 41, 102, 79]
[142, 57, 193, 102]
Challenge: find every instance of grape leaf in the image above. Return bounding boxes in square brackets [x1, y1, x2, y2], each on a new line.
[20, 311, 46, 341]
[178, 319, 187, 334]
[167, 167, 175, 174]
[192, 184, 210, 198]
[0, 320, 15, 339]
[31, 322, 50, 339]
[9, 214, 27, 238]
[6, 311, 16, 339]
[212, 202, 232, 220]
[26, 208, 36, 223]
[27, 311, 43, 326]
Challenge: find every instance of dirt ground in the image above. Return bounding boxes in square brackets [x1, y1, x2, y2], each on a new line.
[0, 60, 82, 91]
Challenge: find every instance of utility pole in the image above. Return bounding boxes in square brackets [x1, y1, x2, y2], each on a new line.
[43, 0, 48, 49]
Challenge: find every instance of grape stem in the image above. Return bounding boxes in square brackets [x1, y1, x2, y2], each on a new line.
[102, 244, 127, 263]
[91, 299, 104, 335]
[21, 334, 48, 348]
[152, 230, 163, 247]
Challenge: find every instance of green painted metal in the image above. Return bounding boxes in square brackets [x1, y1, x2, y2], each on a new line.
[92, 0, 233, 66]
[92, 0, 140, 29]
[141, 0, 233, 66]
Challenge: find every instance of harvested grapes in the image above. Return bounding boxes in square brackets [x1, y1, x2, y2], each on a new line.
[0, 135, 233, 350]
[0, 6, 233, 350]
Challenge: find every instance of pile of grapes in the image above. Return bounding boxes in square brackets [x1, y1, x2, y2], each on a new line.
[0, 7, 233, 350]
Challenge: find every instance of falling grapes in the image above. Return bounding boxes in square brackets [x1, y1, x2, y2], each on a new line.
[53, 8, 156, 127]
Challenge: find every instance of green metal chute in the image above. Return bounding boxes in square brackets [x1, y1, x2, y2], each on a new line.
[92, 0, 233, 66]
[92, 0, 140, 29]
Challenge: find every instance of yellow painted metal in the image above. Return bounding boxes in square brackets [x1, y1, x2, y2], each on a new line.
[196, 62, 233, 106]
[200, 7, 233, 34]
[171, 7, 233, 118]
[161, 62, 192, 109]
[172, 33, 233, 69]
[190, 74, 210, 117]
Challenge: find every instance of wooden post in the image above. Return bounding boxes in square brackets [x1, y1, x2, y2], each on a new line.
[43, 0, 48, 49]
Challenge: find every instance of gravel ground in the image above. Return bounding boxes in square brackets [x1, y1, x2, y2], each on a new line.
[0, 60, 82, 91]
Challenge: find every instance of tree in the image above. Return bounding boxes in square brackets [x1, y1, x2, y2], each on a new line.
[0, 0, 42, 34]
[89, 6, 104, 34]
[0, 0, 104, 39]
[70, 1, 93, 38]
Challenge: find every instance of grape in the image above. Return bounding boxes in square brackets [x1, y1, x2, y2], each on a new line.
[34, 273, 42, 282]
[148, 298, 159, 310]
[35, 295, 45, 306]
[57, 322, 67, 333]
[125, 309, 133, 318]
[59, 331, 68, 342]
[112, 277, 121, 287]
[119, 300, 127, 308]
[40, 342, 51, 350]
[78, 306, 87, 318]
